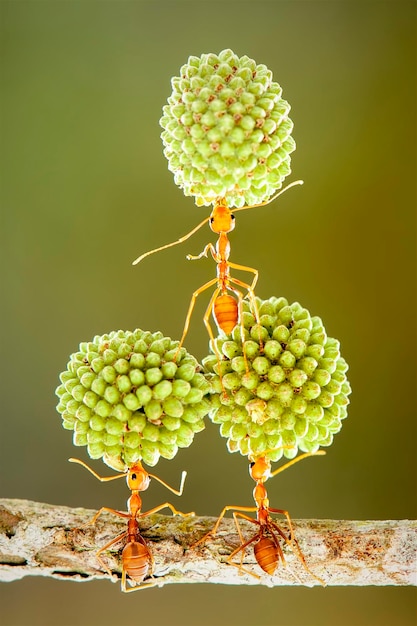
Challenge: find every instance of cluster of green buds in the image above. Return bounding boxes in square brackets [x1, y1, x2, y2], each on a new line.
[160, 48, 295, 207]
[203, 297, 351, 463]
[55, 329, 211, 470]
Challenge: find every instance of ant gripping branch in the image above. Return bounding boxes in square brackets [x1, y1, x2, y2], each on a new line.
[70, 458, 192, 592]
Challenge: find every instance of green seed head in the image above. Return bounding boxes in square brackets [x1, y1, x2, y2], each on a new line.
[160, 49, 296, 207]
[56, 329, 211, 469]
[203, 297, 352, 462]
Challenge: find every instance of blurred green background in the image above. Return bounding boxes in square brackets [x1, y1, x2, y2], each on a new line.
[1, 1, 415, 625]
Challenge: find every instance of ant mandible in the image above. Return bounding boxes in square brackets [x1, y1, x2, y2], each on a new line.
[194, 450, 326, 585]
[132, 180, 303, 359]
[69, 457, 193, 592]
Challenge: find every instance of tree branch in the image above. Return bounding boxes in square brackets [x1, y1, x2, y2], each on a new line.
[0, 499, 415, 588]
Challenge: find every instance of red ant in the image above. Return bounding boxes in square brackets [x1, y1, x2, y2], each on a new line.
[132, 181, 303, 357]
[194, 450, 326, 585]
[69, 458, 193, 591]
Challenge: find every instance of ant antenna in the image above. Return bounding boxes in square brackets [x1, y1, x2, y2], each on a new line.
[132, 216, 210, 265]
[270, 450, 326, 478]
[232, 179, 304, 214]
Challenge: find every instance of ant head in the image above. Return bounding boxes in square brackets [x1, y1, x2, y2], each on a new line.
[210, 204, 236, 234]
[127, 462, 150, 492]
[249, 456, 271, 482]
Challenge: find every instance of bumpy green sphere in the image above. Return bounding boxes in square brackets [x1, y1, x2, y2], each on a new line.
[56, 329, 211, 470]
[160, 49, 295, 207]
[203, 297, 351, 463]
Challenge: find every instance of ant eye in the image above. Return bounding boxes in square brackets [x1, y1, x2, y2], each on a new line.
[231, 213, 235, 221]
[209, 216, 215, 224]
[131, 473, 137, 480]
[250, 461, 255, 468]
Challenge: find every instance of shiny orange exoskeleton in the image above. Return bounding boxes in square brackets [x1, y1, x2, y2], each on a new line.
[195, 451, 326, 584]
[177, 202, 261, 363]
[132, 181, 303, 353]
[69, 458, 192, 592]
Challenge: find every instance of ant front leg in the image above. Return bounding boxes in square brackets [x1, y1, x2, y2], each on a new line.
[86, 506, 130, 527]
[186, 242, 217, 261]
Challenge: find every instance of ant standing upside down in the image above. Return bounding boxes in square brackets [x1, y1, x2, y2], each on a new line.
[132, 180, 303, 363]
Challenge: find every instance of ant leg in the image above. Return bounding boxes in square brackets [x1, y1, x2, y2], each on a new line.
[86, 506, 130, 527]
[230, 516, 296, 580]
[186, 242, 217, 261]
[227, 284, 254, 373]
[269, 528, 287, 569]
[227, 261, 259, 295]
[229, 276, 260, 324]
[228, 275, 262, 355]
[95, 530, 128, 578]
[122, 579, 160, 592]
[231, 511, 258, 545]
[227, 262, 259, 322]
[270, 515, 303, 563]
[208, 304, 231, 392]
[204, 285, 222, 356]
[268, 516, 325, 586]
[231, 511, 260, 576]
[227, 537, 262, 579]
[265, 504, 317, 573]
[267, 507, 295, 542]
[186, 244, 221, 352]
[120, 552, 158, 592]
[226, 517, 262, 580]
[140, 501, 195, 518]
[174, 277, 218, 358]
[193, 505, 258, 547]
[203, 285, 229, 391]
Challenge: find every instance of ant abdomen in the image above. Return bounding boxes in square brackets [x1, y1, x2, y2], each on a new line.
[123, 538, 151, 584]
[254, 536, 279, 575]
[214, 294, 239, 335]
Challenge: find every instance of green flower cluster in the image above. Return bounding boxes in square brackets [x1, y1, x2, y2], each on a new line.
[56, 329, 211, 470]
[160, 49, 295, 208]
[203, 297, 351, 463]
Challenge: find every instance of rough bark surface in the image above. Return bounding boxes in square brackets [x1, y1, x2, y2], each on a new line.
[0, 499, 415, 589]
